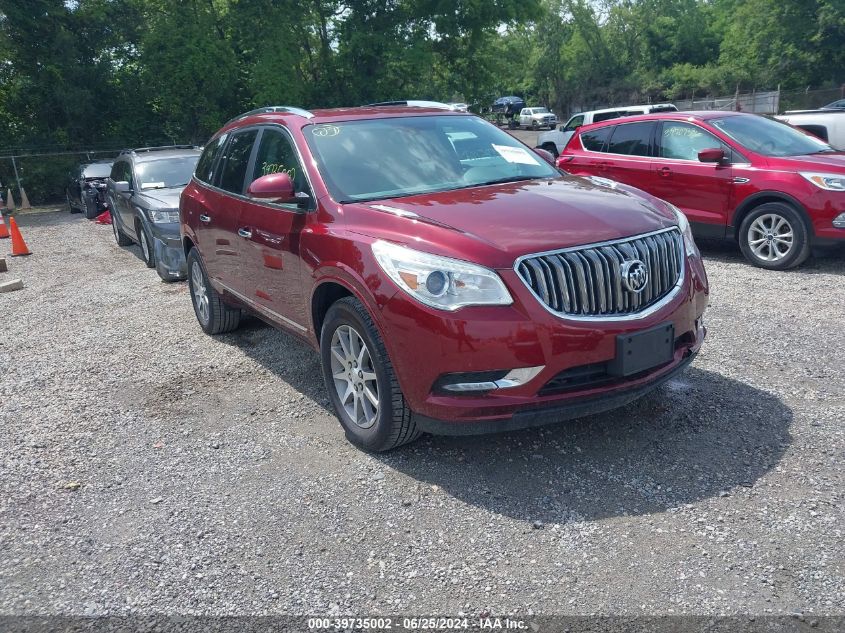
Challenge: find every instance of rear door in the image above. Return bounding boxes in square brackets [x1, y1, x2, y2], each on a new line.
[650, 121, 733, 232]
[599, 121, 657, 188]
[237, 126, 311, 331]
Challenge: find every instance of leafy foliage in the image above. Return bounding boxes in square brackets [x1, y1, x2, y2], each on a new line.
[0, 0, 842, 202]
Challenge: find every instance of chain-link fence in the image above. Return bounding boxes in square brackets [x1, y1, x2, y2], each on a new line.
[0, 149, 128, 209]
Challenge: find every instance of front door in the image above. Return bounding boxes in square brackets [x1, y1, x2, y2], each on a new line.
[650, 121, 733, 234]
[203, 128, 260, 294]
[237, 126, 310, 332]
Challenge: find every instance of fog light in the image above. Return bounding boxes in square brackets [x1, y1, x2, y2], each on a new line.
[435, 366, 545, 394]
[833, 213, 845, 229]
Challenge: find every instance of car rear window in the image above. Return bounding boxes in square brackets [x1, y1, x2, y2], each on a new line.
[580, 126, 613, 152]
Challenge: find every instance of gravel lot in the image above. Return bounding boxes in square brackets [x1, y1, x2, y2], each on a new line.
[1, 210, 844, 619]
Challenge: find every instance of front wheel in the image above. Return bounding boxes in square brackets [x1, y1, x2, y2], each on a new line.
[112, 211, 132, 245]
[541, 142, 559, 159]
[738, 202, 810, 270]
[138, 222, 156, 268]
[531, 120, 538, 130]
[320, 297, 420, 451]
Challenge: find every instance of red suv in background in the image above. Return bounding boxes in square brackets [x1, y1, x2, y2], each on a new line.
[558, 111, 845, 269]
[181, 105, 708, 451]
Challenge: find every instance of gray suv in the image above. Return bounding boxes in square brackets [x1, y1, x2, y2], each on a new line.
[108, 146, 201, 281]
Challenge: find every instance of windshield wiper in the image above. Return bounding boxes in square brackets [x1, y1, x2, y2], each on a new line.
[474, 175, 540, 187]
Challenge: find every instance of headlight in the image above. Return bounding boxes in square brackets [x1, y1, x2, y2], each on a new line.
[800, 172, 845, 191]
[372, 240, 512, 311]
[147, 208, 180, 223]
[667, 203, 699, 257]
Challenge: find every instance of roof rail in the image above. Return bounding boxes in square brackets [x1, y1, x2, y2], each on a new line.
[125, 145, 198, 154]
[367, 100, 457, 111]
[225, 106, 315, 126]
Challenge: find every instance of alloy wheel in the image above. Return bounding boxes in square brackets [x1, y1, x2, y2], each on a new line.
[190, 261, 210, 325]
[748, 213, 794, 262]
[140, 229, 151, 263]
[329, 324, 379, 429]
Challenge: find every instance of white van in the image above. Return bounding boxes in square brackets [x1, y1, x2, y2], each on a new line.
[536, 103, 678, 156]
[776, 110, 845, 151]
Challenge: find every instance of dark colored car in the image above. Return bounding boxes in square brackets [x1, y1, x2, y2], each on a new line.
[492, 96, 526, 128]
[181, 105, 708, 451]
[558, 111, 845, 269]
[67, 160, 113, 219]
[108, 146, 201, 281]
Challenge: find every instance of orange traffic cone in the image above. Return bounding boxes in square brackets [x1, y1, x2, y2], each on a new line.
[9, 217, 31, 256]
[0, 215, 9, 239]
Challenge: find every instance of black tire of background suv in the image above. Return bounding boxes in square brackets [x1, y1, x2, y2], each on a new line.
[320, 296, 421, 452]
[137, 221, 156, 268]
[541, 142, 559, 158]
[186, 248, 241, 335]
[738, 202, 811, 270]
[83, 195, 100, 219]
[112, 212, 133, 245]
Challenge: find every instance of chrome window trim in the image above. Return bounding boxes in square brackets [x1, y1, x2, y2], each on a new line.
[192, 123, 317, 213]
[513, 227, 686, 322]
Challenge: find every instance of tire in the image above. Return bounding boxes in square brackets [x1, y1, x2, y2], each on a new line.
[83, 194, 100, 219]
[67, 192, 80, 214]
[320, 296, 420, 452]
[531, 120, 539, 130]
[541, 142, 559, 159]
[738, 202, 811, 270]
[187, 248, 241, 335]
[137, 221, 156, 268]
[112, 211, 132, 246]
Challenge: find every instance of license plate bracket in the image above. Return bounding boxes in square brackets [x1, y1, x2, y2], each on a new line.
[607, 323, 675, 377]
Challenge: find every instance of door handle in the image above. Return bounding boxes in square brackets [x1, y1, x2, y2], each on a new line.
[238, 228, 253, 239]
[199, 214, 211, 223]
[657, 167, 672, 178]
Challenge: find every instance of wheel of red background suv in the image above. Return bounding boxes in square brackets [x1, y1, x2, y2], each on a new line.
[320, 296, 420, 452]
[738, 202, 811, 270]
[186, 248, 241, 335]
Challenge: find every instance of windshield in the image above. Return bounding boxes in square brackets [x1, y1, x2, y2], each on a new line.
[305, 115, 558, 203]
[135, 155, 199, 189]
[532, 108, 549, 114]
[711, 115, 833, 157]
[83, 163, 112, 179]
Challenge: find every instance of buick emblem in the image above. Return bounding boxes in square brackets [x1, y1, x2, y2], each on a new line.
[621, 259, 649, 293]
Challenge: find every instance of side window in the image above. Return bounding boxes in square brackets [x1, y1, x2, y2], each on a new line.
[195, 134, 226, 183]
[110, 161, 125, 182]
[249, 128, 311, 199]
[797, 124, 829, 142]
[580, 126, 614, 152]
[218, 129, 259, 194]
[564, 115, 584, 132]
[660, 122, 726, 161]
[593, 110, 625, 123]
[520, 109, 528, 116]
[605, 122, 656, 156]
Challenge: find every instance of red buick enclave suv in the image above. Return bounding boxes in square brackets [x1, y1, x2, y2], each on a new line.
[557, 111, 845, 269]
[180, 105, 708, 451]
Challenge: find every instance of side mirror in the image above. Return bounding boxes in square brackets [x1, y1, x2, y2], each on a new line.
[114, 181, 131, 194]
[247, 172, 296, 203]
[533, 147, 556, 166]
[698, 148, 726, 164]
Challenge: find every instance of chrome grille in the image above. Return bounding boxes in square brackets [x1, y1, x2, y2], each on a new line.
[515, 228, 684, 318]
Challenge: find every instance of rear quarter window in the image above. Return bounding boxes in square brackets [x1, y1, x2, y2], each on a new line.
[580, 126, 613, 152]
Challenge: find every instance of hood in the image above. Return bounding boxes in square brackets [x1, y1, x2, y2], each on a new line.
[345, 176, 677, 268]
[136, 186, 184, 209]
[770, 152, 845, 172]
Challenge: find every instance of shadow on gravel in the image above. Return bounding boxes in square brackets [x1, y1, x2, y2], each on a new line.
[219, 316, 333, 414]
[378, 367, 793, 523]
[697, 238, 845, 274]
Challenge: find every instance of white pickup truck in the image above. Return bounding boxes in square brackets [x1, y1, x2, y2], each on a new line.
[518, 107, 557, 130]
[776, 110, 845, 150]
[536, 103, 677, 156]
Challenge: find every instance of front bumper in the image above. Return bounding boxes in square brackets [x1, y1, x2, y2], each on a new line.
[150, 225, 187, 281]
[378, 255, 709, 431]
